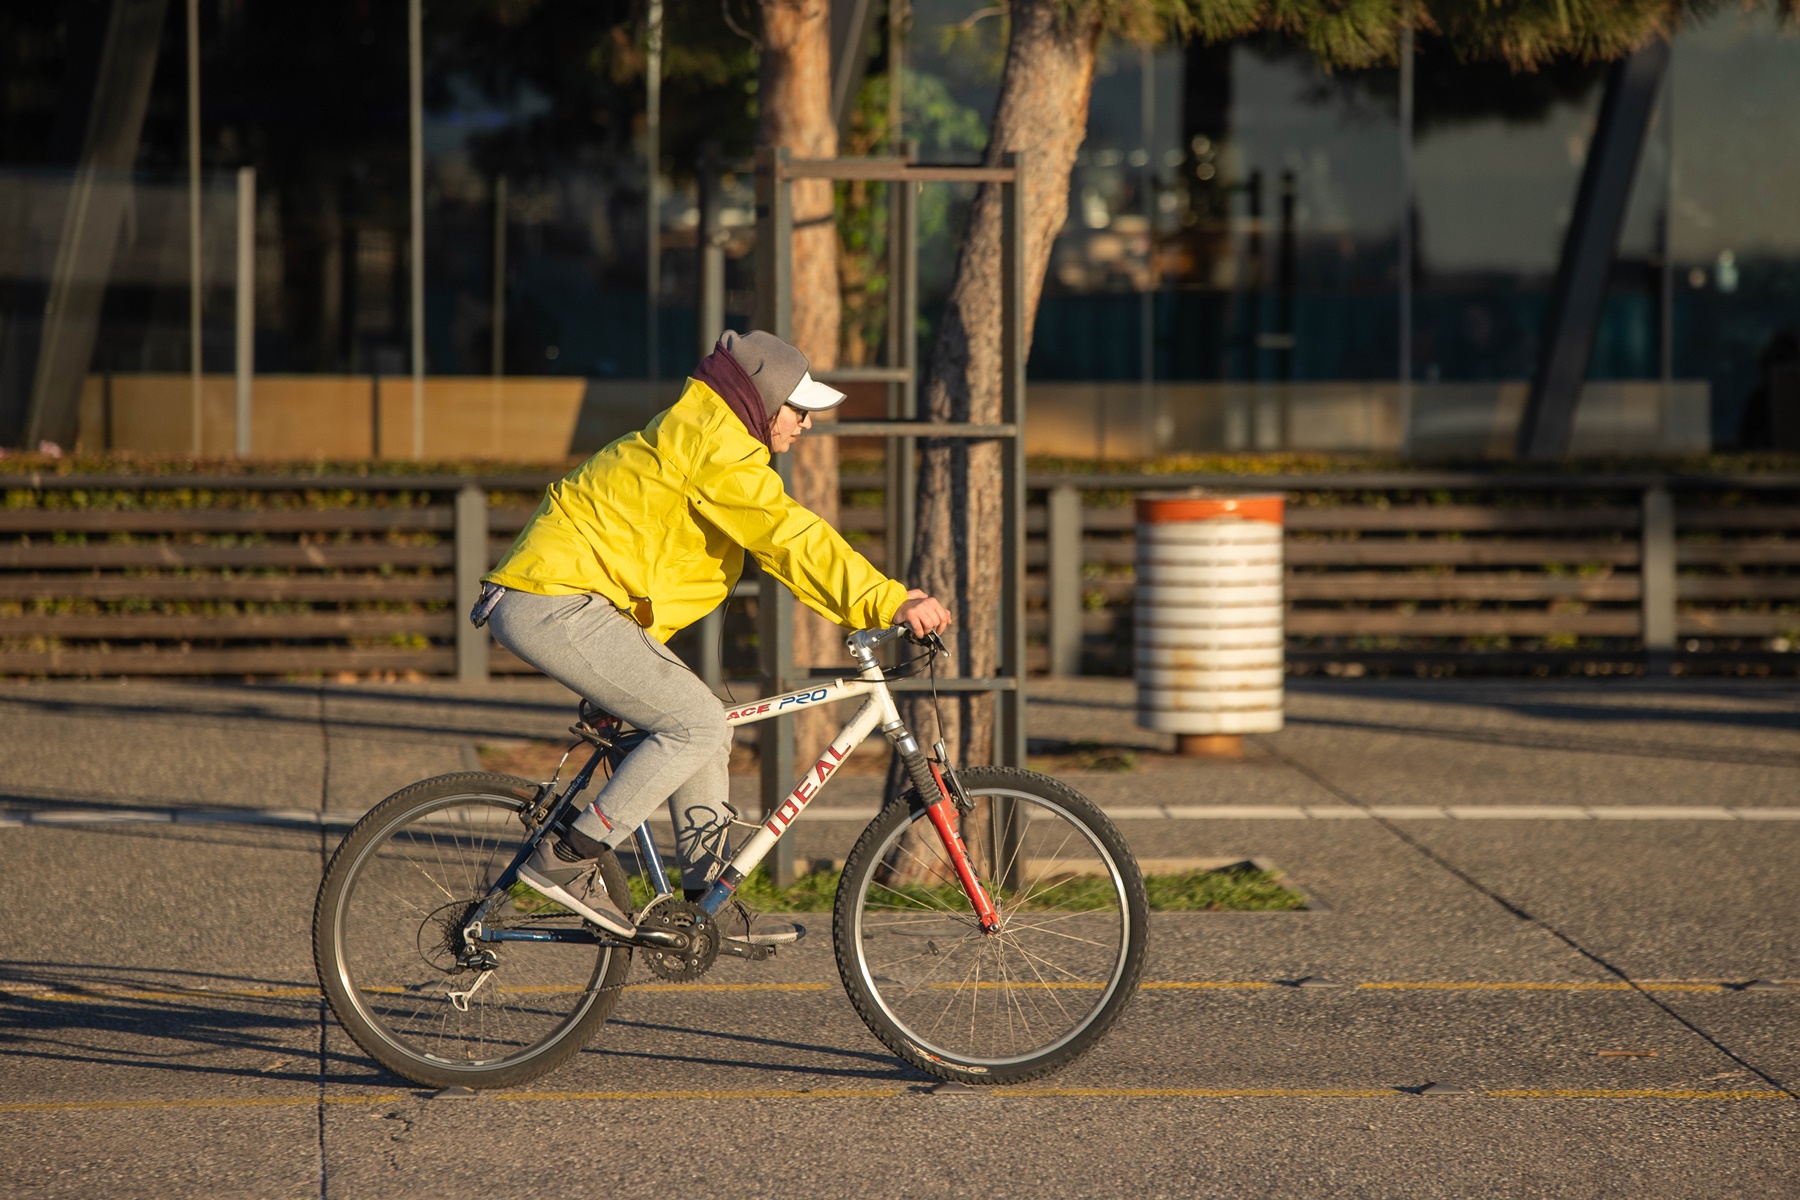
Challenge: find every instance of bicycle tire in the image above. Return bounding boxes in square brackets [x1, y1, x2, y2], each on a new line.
[833, 765, 1148, 1084]
[313, 772, 632, 1090]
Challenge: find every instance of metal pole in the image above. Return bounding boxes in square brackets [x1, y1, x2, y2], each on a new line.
[696, 150, 726, 691]
[754, 147, 796, 886]
[1518, 42, 1670, 459]
[455, 485, 491, 683]
[887, 0, 904, 147]
[1139, 45, 1156, 454]
[234, 166, 254, 457]
[994, 153, 1028, 889]
[23, 0, 167, 451]
[698, 150, 725, 352]
[492, 175, 507, 376]
[489, 174, 506, 456]
[898, 164, 917, 570]
[1246, 168, 1264, 399]
[886, 143, 918, 581]
[1398, 22, 1414, 456]
[1047, 484, 1082, 676]
[646, 0, 663, 390]
[1640, 484, 1676, 674]
[1659, 64, 1674, 410]
[999, 151, 1027, 769]
[408, 0, 425, 459]
[187, 0, 202, 456]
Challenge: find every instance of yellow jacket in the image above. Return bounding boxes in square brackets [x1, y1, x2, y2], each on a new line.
[484, 378, 907, 642]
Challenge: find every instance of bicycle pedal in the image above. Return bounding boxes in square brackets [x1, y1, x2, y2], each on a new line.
[717, 940, 777, 962]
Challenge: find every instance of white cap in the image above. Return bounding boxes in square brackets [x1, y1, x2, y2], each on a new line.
[785, 372, 847, 411]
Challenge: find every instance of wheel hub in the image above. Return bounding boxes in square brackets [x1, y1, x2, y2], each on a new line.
[419, 898, 489, 973]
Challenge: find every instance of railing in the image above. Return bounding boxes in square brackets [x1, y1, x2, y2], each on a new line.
[1016, 472, 1800, 676]
[2, 470, 1796, 678]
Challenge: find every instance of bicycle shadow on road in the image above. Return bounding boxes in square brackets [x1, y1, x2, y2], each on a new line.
[0, 960, 930, 1094]
[595, 1016, 934, 1085]
[0, 961, 367, 1091]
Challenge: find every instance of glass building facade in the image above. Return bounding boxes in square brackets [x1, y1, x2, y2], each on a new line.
[1, 1, 1796, 455]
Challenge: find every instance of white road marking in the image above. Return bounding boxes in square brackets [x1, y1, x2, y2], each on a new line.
[2, 803, 1798, 827]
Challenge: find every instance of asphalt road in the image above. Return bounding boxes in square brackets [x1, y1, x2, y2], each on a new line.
[1, 675, 1796, 1198]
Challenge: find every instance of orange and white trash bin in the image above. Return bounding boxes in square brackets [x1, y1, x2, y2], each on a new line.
[1134, 491, 1285, 756]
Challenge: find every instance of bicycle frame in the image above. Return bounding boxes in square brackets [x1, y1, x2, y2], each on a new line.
[590, 674, 894, 925]
[475, 626, 1001, 950]
[701, 674, 893, 898]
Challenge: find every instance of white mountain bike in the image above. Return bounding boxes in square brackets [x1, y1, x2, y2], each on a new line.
[313, 625, 1148, 1088]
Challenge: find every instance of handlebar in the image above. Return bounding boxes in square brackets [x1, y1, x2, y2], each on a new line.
[846, 624, 946, 658]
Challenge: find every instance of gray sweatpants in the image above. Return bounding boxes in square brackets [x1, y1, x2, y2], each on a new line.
[486, 589, 732, 893]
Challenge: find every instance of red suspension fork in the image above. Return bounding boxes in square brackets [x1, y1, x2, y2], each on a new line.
[923, 762, 1002, 933]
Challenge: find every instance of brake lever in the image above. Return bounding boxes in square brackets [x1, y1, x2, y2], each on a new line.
[903, 627, 946, 653]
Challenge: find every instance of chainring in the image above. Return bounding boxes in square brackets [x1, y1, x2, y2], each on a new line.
[638, 898, 721, 983]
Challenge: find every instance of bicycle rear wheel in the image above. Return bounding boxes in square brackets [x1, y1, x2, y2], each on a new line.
[834, 766, 1148, 1084]
[313, 772, 631, 1089]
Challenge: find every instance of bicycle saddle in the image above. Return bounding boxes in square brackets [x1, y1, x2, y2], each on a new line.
[576, 698, 622, 732]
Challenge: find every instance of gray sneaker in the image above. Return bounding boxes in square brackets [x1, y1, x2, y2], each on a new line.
[719, 899, 805, 947]
[517, 837, 634, 937]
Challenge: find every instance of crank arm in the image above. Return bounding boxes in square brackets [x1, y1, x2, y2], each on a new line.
[717, 940, 777, 962]
[625, 926, 690, 950]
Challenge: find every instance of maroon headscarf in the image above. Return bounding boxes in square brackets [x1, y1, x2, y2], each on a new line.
[692, 341, 771, 450]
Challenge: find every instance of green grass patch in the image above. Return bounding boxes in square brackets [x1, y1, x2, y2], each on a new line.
[621, 862, 1304, 913]
[1144, 864, 1307, 911]
[505, 879, 571, 916]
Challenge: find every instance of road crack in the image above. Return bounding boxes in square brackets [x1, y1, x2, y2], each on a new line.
[316, 686, 330, 1200]
[1257, 737, 1798, 1099]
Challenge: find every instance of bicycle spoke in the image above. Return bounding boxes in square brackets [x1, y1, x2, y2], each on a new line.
[863, 877, 971, 919]
[1005, 827, 1083, 911]
[999, 921, 1119, 950]
[919, 941, 989, 1043]
[326, 790, 620, 1077]
[995, 935, 1093, 987]
[851, 784, 1138, 1068]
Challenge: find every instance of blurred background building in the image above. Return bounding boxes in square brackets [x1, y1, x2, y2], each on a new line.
[1, 0, 1796, 459]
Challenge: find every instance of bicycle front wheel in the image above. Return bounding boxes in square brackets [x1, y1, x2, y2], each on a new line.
[834, 766, 1148, 1084]
[313, 772, 631, 1090]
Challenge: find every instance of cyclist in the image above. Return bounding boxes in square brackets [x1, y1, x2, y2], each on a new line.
[472, 330, 953, 947]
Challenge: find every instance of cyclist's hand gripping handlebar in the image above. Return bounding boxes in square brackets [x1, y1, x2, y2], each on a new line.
[893, 588, 953, 639]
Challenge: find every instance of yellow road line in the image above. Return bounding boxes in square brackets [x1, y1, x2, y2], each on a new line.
[8, 986, 323, 1003]
[1486, 1089, 1787, 1100]
[489, 1087, 907, 1103]
[1358, 981, 1728, 994]
[0, 1094, 401, 1115]
[631, 982, 835, 993]
[1, 1086, 1789, 1116]
[1143, 981, 1277, 990]
[3, 978, 1782, 1005]
[1005, 1087, 1397, 1099]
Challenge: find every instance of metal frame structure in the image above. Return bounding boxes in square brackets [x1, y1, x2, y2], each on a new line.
[1518, 42, 1671, 459]
[751, 146, 1028, 883]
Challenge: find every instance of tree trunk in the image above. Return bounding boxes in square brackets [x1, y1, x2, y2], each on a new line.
[759, 0, 843, 765]
[908, 0, 1103, 769]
